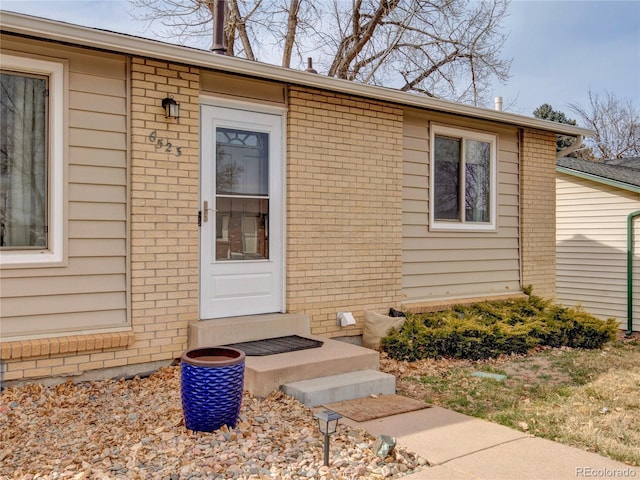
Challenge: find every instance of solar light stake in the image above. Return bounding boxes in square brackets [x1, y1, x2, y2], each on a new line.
[314, 409, 342, 466]
[322, 430, 330, 466]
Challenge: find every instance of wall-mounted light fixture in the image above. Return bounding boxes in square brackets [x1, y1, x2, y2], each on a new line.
[161, 95, 180, 120]
[314, 409, 342, 466]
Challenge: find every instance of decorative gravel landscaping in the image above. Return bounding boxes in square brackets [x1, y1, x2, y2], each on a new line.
[1, 366, 427, 479]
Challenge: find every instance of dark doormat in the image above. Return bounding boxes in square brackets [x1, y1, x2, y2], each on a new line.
[323, 394, 430, 422]
[224, 335, 324, 356]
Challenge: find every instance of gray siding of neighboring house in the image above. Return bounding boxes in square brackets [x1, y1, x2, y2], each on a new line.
[0, 35, 129, 339]
[402, 108, 522, 303]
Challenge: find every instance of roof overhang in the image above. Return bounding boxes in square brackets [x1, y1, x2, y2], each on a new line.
[557, 165, 640, 193]
[0, 10, 593, 138]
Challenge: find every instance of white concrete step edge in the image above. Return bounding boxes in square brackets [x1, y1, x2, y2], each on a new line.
[282, 369, 396, 407]
[188, 313, 310, 348]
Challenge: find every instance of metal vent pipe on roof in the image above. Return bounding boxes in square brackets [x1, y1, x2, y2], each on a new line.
[305, 58, 317, 74]
[494, 96, 503, 111]
[212, 0, 226, 55]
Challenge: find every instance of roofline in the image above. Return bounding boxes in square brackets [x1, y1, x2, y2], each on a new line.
[557, 165, 640, 193]
[0, 10, 593, 137]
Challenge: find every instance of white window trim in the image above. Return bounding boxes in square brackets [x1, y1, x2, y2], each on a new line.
[0, 53, 65, 267]
[429, 124, 497, 232]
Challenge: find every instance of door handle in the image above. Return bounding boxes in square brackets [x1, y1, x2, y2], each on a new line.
[202, 200, 216, 223]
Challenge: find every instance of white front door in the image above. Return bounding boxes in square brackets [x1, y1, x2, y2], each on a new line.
[200, 105, 284, 318]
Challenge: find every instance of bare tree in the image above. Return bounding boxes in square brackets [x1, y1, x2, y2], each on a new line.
[128, 0, 511, 105]
[569, 91, 640, 160]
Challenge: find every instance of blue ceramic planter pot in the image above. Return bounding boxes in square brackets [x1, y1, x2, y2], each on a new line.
[180, 346, 245, 432]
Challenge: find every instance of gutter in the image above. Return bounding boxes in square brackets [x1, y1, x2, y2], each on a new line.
[0, 10, 593, 138]
[627, 210, 640, 336]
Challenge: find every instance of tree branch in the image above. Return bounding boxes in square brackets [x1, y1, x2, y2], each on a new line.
[281, 0, 301, 67]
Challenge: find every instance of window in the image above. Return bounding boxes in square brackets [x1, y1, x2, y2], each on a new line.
[430, 125, 497, 231]
[1, 71, 47, 248]
[0, 54, 64, 266]
[215, 127, 270, 261]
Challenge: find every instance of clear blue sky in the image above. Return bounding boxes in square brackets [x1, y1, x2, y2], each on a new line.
[498, 0, 640, 116]
[2, 0, 639, 121]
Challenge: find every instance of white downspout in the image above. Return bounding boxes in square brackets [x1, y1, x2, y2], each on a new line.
[556, 135, 584, 159]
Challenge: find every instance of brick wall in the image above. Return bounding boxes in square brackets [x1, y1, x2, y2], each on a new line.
[1, 58, 200, 384]
[520, 128, 557, 299]
[0, 333, 135, 382]
[128, 58, 200, 362]
[286, 87, 404, 336]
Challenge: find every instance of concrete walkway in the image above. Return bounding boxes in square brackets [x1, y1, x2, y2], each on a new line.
[342, 406, 639, 479]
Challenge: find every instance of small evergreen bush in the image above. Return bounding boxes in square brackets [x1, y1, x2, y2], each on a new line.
[380, 295, 618, 361]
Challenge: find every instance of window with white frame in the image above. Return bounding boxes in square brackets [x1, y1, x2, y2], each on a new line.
[0, 54, 64, 266]
[430, 125, 497, 231]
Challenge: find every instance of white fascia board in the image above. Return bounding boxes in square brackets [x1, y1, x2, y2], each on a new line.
[1, 10, 593, 138]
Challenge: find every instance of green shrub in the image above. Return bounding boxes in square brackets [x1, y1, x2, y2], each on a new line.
[380, 296, 618, 361]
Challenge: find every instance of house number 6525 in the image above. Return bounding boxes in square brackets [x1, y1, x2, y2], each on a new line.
[148, 130, 183, 157]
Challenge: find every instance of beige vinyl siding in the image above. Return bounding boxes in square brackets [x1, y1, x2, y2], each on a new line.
[402, 108, 521, 302]
[556, 173, 640, 330]
[0, 36, 128, 340]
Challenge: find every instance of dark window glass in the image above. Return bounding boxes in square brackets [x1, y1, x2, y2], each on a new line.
[0, 71, 48, 248]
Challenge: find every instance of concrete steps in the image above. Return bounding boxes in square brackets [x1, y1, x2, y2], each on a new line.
[187, 314, 395, 402]
[282, 369, 396, 407]
[244, 336, 380, 397]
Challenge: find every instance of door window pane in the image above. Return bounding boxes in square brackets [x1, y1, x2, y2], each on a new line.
[434, 135, 460, 221]
[216, 128, 268, 195]
[215, 197, 269, 261]
[0, 71, 48, 248]
[215, 126, 270, 261]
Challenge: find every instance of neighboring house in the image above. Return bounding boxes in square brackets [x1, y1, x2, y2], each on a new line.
[0, 11, 592, 384]
[556, 157, 640, 333]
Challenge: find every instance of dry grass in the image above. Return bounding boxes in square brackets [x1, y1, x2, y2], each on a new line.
[380, 336, 640, 466]
[529, 368, 640, 464]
